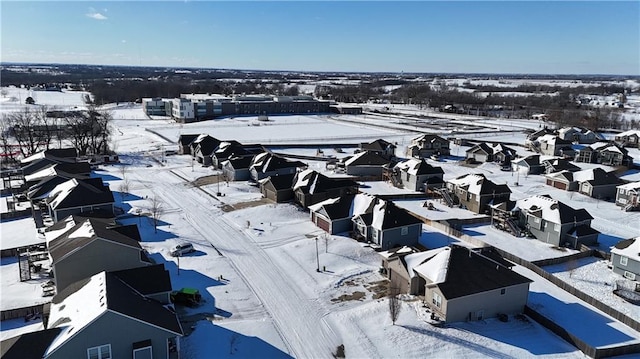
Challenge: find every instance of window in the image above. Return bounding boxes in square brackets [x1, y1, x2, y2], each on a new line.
[620, 256, 628, 266]
[554, 223, 561, 232]
[432, 292, 442, 308]
[500, 288, 506, 295]
[133, 347, 152, 359]
[401, 226, 408, 236]
[87, 344, 111, 359]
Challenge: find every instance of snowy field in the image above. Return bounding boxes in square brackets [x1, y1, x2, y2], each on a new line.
[2, 87, 640, 357]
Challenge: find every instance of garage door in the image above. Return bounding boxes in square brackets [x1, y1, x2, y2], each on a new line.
[314, 215, 331, 232]
[553, 181, 567, 190]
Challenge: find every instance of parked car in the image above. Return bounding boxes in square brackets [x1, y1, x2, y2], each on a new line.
[170, 288, 202, 307]
[170, 243, 195, 257]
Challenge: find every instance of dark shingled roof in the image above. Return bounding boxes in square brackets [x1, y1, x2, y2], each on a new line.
[360, 139, 395, 152]
[294, 171, 358, 194]
[0, 328, 63, 359]
[49, 218, 142, 263]
[106, 272, 183, 335]
[194, 136, 221, 156]
[614, 238, 636, 250]
[436, 246, 532, 299]
[315, 195, 356, 220]
[567, 224, 600, 238]
[112, 264, 172, 296]
[263, 173, 295, 191]
[377, 201, 423, 230]
[47, 177, 114, 210]
[225, 155, 254, 170]
[178, 134, 200, 146]
[346, 151, 390, 166]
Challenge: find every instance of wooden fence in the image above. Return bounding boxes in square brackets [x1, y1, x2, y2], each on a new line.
[1, 303, 45, 321]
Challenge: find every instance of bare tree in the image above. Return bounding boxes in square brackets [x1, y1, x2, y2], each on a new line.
[9, 108, 45, 156]
[63, 106, 112, 156]
[148, 194, 164, 234]
[118, 178, 130, 202]
[0, 116, 18, 167]
[324, 233, 330, 253]
[388, 287, 402, 325]
[0, 89, 8, 98]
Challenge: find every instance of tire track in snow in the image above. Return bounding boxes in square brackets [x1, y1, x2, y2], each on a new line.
[136, 169, 340, 358]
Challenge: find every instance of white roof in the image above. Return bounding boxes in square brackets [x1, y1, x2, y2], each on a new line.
[394, 158, 423, 176]
[24, 165, 58, 182]
[447, 174, 485, 195]
[20, 151, 47, 164]
[293, 169, 315, 190]
[45, 272, 108, 356]
[308, 197, 341, 212]
[404, 247, 447, 279]
[351, 193, 377, 217]
[47, 178, 80, 210]
[611, 237, 640, 259]
[515, 195, 562, 224]
[617, 181, 640, 191]
[44, 216, 78, 245]
[617, 130, 640, 137]
[378, 246, 416, 259]
[413, 247, 452, 283]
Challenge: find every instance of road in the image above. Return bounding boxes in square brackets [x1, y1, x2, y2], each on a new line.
[130, 167, 340, 358]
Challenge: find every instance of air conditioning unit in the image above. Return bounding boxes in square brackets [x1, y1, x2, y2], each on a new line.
[623, 271, 636, 280]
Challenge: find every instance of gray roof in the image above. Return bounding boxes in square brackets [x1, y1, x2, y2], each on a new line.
[0, 328, 63, 359]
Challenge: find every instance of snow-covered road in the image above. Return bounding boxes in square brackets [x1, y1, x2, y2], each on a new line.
[130, 167, 340, 358]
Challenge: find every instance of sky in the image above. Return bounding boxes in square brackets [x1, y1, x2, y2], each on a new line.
[1, 1, 639, 75]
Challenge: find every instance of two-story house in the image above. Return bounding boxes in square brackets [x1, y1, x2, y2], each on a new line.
[406, 134, 450, 158]
[445, 174, 511, 214]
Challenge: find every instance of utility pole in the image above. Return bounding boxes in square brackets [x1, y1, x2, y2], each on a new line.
[315, 237, 320, 272]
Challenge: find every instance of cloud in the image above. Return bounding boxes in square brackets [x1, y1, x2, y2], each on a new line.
[86, 8, 108, 20]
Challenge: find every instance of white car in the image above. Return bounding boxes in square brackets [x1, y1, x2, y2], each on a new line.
[170, 243, 195, 257]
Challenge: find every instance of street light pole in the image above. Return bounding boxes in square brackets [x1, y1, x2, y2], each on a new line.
[315, 237, 320, 272]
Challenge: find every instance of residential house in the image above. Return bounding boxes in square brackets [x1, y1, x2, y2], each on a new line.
[222, 156, 254, 181]
[249, 152, 307, 182]
[34, 271, 182, 359]
[344, 151, 390, 178]
[27, 174, 89, 202]
[389, 158, 444, 192]
[536, 135, 574, 157]
[308, 194, 377, 235]
[557, 126, 604, 144]
[542, 158, 581, 174]
[465, 143, 517, 164]
[615, 182, 640, 211]
[516, 195, 599, 248]
[211, 141, 263, 169]
[20, 148, 78, 167]
[379, 246, 436, 295]
[191, 134, 221, 166]
[614, 130, 640, 148]
[545, 168, 623, 200]
[177, 134, 200, 155]
[511, 155, 544, 175]
[292, 169, 359, 208]
[359, 139, 396, 159]
[406, 134, 450, 158]
[416, 245, 532, 323]
[46, 216, 151, 293]
[259, 173, 295, 202]
[610, 237, 640, 280]
[351, 198, 423, 250]
[525, 127, 554, 150]
[597, 143, 632, 167]
[574, 142, 632, 167]
[445, 174, 512, 214]
[45, 178, 114, 222]
[24, 162, 91, 187]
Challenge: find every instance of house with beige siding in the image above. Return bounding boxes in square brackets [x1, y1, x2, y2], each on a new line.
[415, 245, 532, 323]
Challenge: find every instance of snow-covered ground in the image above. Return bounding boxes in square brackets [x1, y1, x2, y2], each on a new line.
[2, 90, 640, 357]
